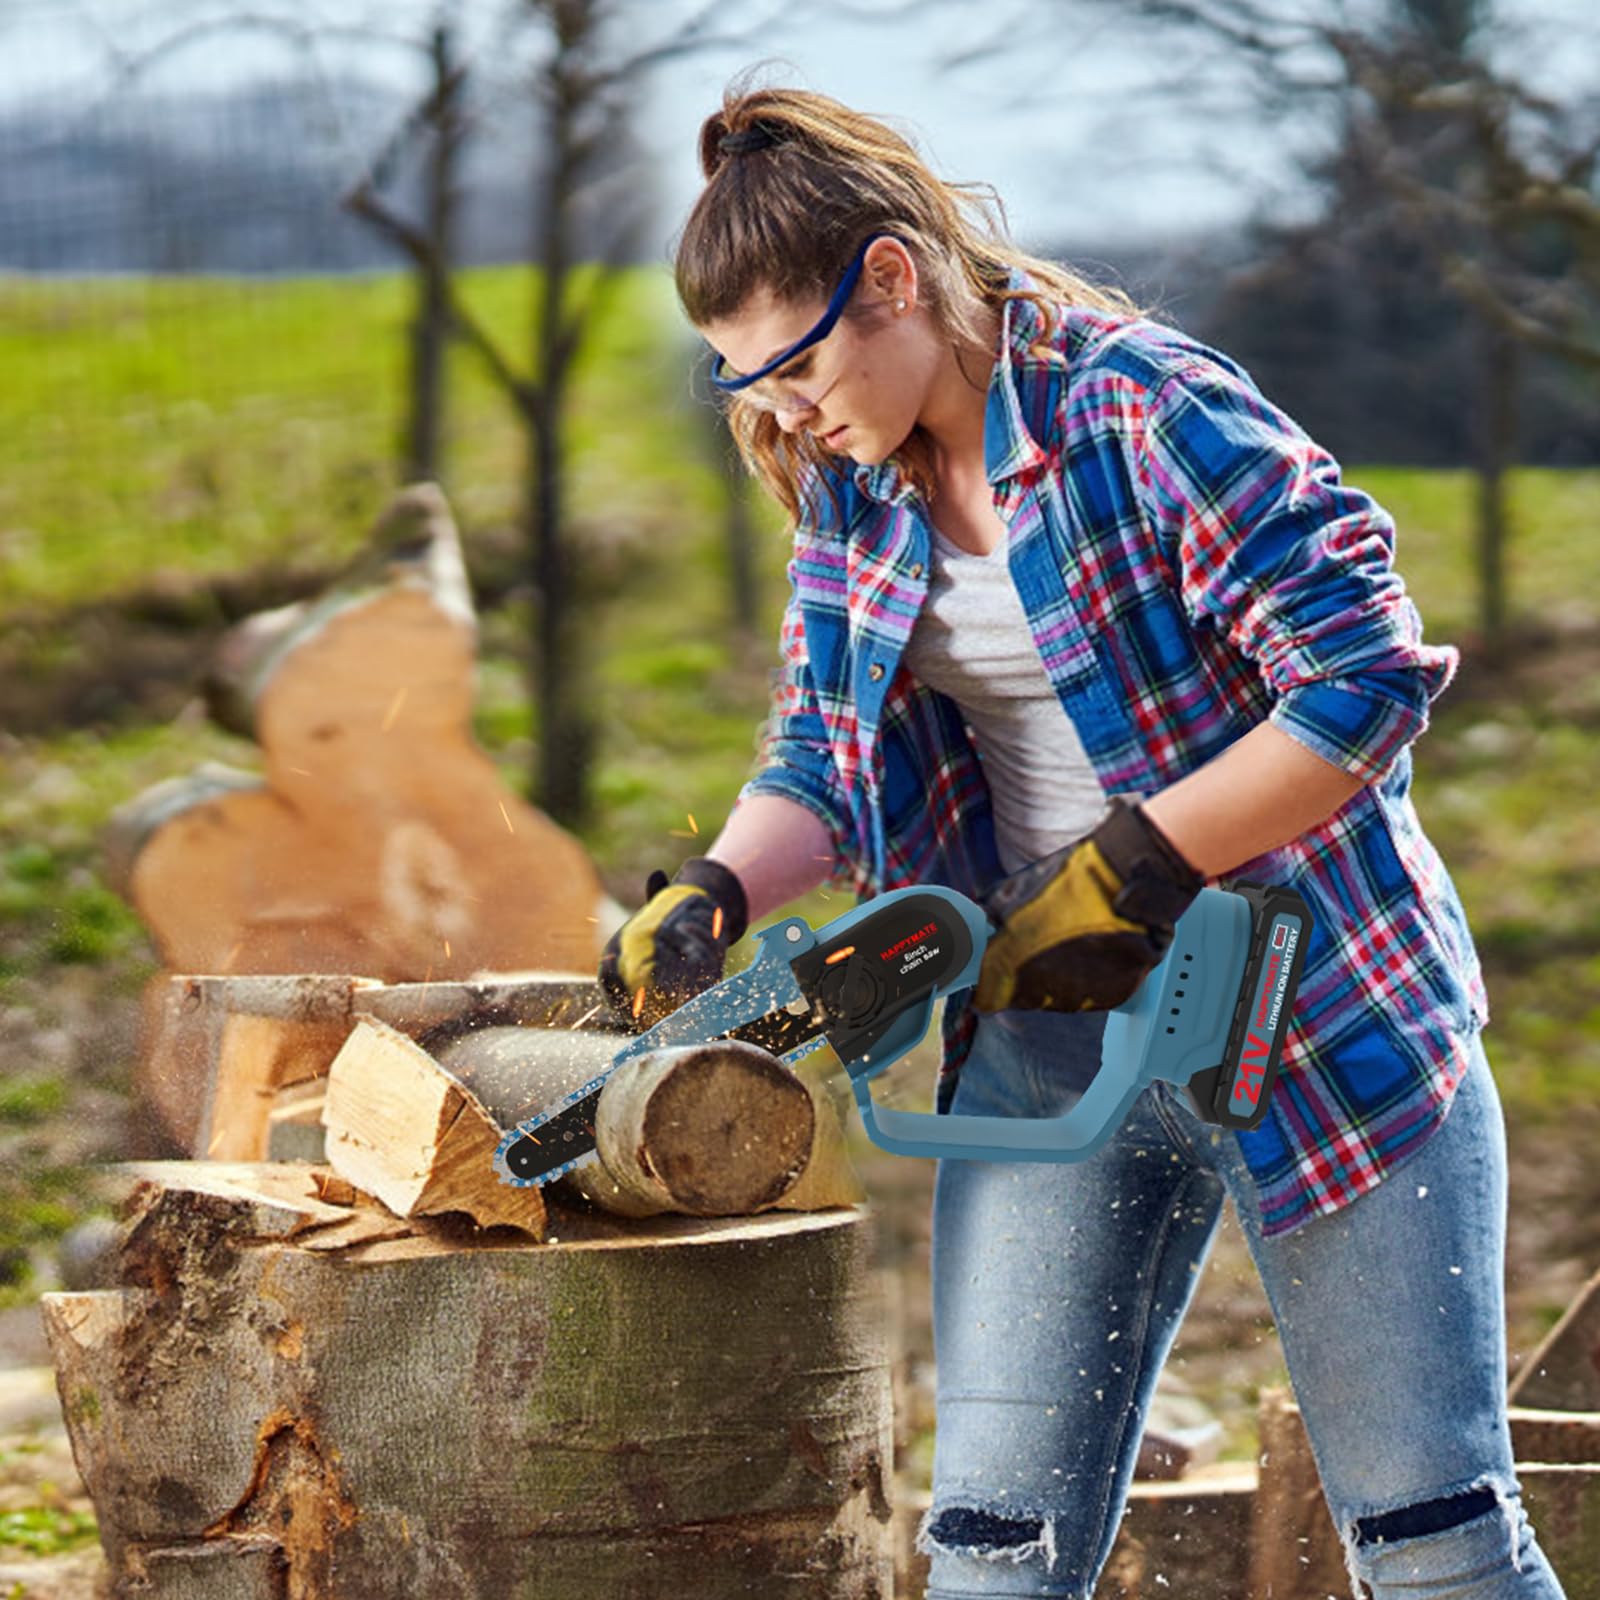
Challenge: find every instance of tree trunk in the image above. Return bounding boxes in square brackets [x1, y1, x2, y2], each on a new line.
[527, 13, 600, 831]
[1474, 307, 1519, 662]
[42, 1163, 896, 1600]
[404, 21, 464, 486]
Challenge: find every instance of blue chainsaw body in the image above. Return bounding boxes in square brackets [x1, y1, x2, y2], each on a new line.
[493, 880, 1311, 1186]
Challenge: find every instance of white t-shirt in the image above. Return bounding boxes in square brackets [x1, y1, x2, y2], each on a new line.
[902, 518, 1110, 876]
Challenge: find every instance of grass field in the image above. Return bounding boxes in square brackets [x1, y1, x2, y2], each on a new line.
[0, 266, 1597, 1497]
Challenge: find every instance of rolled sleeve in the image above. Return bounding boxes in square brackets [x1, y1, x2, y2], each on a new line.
[735, 581, 859, 886]
[1138, 357, 1459, 785]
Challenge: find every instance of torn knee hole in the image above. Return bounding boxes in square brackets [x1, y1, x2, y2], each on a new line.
[1353, 1485, 1500, 1545]
[929, 1507, 1045, 1548]
[919, 1504, 1061, 1571]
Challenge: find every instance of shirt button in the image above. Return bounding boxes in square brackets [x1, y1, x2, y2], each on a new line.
[868, 662, 884, 681]
[911, 562, 924, 579]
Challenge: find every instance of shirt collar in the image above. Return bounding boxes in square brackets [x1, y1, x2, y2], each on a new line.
[851, 265, 1056, 506]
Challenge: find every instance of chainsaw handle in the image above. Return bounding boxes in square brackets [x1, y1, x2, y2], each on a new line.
[850, 1051, 1150, 1163]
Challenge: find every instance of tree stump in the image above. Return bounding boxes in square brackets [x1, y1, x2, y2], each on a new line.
[42, 1163, 896, 1599]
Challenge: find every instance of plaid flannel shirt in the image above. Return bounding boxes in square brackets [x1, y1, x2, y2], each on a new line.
[731, 270, 1490, 1238]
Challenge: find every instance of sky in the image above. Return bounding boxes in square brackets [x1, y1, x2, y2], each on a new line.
[5, 0, 1598, 258]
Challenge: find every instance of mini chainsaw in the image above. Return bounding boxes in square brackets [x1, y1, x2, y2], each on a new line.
[492, 880, 1311, 1187]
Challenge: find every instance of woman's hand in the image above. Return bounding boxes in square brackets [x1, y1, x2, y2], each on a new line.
[599, 856, 749, 1032]
[973, 797, 1204, 1014]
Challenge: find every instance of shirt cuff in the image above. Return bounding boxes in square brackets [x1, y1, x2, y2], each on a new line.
[1266, 665, 1445, 785]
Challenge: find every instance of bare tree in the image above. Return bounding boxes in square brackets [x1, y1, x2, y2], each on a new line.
[348, 0, 775, 827]
[59, 0, 777, 827]
[54, 0, 485, 484]
[962, 0, 1600, 658]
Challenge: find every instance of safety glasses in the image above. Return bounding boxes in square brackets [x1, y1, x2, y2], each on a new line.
[708, 231, 900, 414]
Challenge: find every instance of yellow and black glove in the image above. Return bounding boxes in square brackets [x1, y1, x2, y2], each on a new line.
[973, 796, 1204, 1014]
[598, 855, 749, 1033]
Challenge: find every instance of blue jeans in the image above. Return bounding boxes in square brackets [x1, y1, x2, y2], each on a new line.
[920, 1006, 1567, 1599]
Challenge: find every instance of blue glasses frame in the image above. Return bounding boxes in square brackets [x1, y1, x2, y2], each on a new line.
[708, 231, 901, 393]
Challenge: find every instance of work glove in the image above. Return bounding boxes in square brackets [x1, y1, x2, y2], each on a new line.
[598, 855, 749, 1033]
[973, 796, 1204, 1015]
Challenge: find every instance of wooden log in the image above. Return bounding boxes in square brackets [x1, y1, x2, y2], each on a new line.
[135, 972, 375, 1159]
[41, 1161, 896, 1599]
[588, 1036, 816, 1214]
[360, 971, 612, 1039]
[320, 1017, 547, 1239]
[1510, 1264, 1600, 1411]
[103, 481, 608, 987]
[434, 1021, 865, 1216]
[1250, 1386, 1600, 1597]
[322, 1019, 864, 1228]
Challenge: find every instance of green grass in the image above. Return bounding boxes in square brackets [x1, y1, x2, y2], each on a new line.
[1357, 466, 1600, 641]
[0, 265, 719, 609]
[0, 1506, 99, 1558]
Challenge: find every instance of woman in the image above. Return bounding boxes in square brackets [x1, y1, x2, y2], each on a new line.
[598, 81, 1567, 1600]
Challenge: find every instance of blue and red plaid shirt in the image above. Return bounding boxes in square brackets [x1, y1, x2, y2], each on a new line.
[731, 269, 1490, 1238]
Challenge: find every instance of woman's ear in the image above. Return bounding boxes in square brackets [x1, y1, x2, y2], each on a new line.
[864, 237, 916, 311]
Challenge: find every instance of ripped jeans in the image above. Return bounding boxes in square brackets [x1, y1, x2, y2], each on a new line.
[920, 1007, 1567, 1600]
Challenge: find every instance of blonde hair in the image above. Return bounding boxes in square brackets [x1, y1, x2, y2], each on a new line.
[674, 72, 1147, 527]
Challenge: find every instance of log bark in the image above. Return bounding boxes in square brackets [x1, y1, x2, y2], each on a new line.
[41, 1162, 896, 1600]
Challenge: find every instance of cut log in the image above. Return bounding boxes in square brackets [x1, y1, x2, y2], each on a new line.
[104, 482, 610, 986]
[41, 1161, 895, 1600]
[1510, 1263, 1600, 1411]
[589, 1035, 816, 1214]
[321, 1018, 864, 1229]
[432, 1021, 864, 1216]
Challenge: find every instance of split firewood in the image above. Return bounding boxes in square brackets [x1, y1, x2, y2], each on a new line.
[102, 481, 614, 987]
[40, 1161, 894, 1600]
[321, 1017, 864, 1231]
[321, 1017, 548, 1239]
